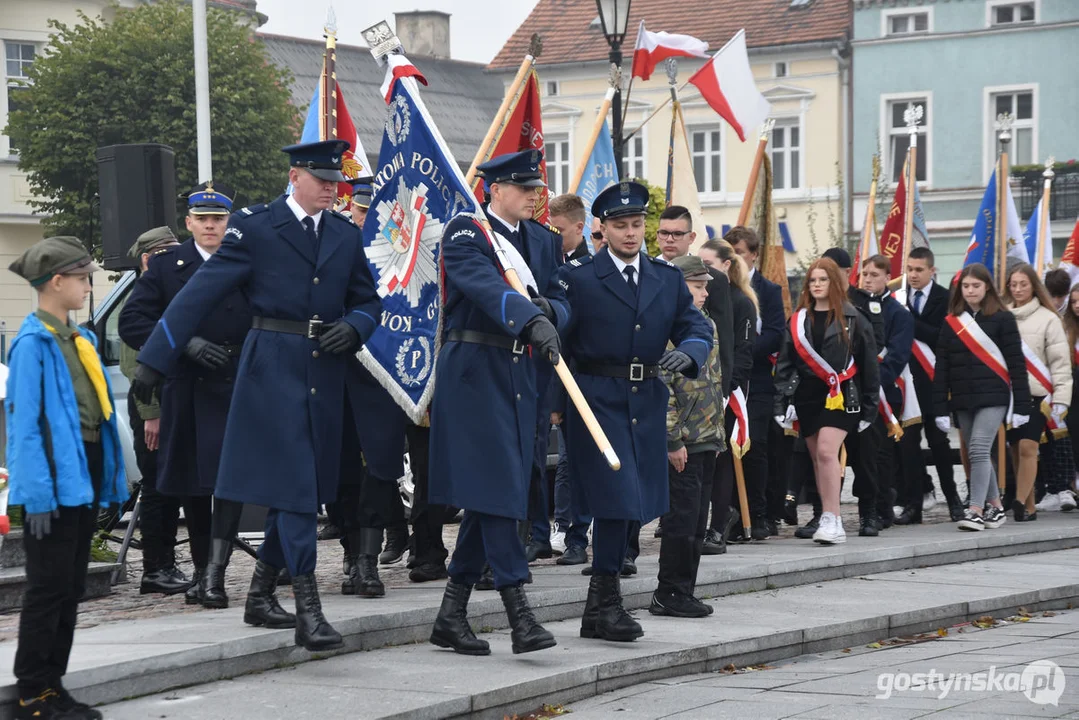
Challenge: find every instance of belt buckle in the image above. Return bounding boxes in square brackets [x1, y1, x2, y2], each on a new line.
[629, 363, 645, 382]
[307, 319, 324, 339]
[511, 339, 526, 355]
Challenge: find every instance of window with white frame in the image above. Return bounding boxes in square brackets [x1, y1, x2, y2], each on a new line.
[544, 133, 570, 196]
[887, 11, 929, 35]
[991, 2, 1036, 26]
[689, 127, 722, 193]
[771, 119, 801, 190]
[5, 41, 35, 153]
[545, 80, 559, 97]
[774, 62, 788, 78]
[622, 134, 644, 180]
[887, 98, 929, 183]
[990, 90, 1035, 166]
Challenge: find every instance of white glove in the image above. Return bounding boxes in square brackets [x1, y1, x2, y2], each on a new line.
[774, 404, 797, 428]
[935, 416, 951, 432]
[1012, 414, 1029, 428]
[1052, 403, 1068, 417]
[858, 420, 871, 433]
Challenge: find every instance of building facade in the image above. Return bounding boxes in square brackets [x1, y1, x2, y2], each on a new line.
[488, 0, 852, 269]
[852, 0, 1079, 274]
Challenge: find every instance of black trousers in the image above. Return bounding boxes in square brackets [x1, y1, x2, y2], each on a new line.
[407, 424, 447, 566]
[15, 442, 102, 698]
[849, 417, 881, 515]
[898, 419, 960, 507]
[741, 396, 772, 521]
[659, 451, 715, 597]
[711, 409, 736, 532]
[333, 410, 406, 556]
[767, 422, 793, 520]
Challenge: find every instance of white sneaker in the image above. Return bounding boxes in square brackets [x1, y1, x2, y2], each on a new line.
[1060, 491, 1077, 512]
[812, 512, 846, 545]
[1037, 493, 1063, 512]
[922, 491, 938, 512]
[550, 529, 567, 555]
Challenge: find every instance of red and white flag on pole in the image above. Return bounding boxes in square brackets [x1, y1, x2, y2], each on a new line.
[1059, 217, 1079, 288]
[380, 54, 428, 103]
[687, 29, 770, 142]
[630, 20, 709, 81]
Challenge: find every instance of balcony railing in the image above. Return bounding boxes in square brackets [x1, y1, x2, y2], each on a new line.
[1013, 163, 1079, 222]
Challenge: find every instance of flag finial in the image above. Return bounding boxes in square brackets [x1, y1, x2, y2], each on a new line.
[529, 33, 544, 59]
[995, 112, 1013, 145]
[759, 117, 775, 141]
[903, 104, 923, 134]
[1044, 156, 1056, 180]
[362, 20, 403, 66]
[324, 6, 337, 37]
[665, 57, 678, 86]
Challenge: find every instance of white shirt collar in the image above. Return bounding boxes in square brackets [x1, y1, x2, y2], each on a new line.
[194, 242, 212, 262]
[487, 206, 520, 235]
[749, 267, 757, 280]
[610, 251, 642, 281]
[286, 192, 324, 230]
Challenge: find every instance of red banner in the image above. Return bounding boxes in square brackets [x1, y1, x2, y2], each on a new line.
[879, 172, 908, 279]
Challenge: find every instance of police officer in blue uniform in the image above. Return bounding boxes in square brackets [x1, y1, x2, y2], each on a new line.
[428, 150, 567, 656]
[130, 140, 382, 651]
[120, 183, 255, 611]
[559, 181, 712, 643]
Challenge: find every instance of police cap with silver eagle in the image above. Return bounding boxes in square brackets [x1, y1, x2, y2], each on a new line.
[128, 226, 180, 259]
[349, 175, 375, 210]
[184, 181, 235, 216]
[282, 139, 351, 182]
[476, 149, 547, 188]
[10, 236, 101, 286]
[592, 180, 650, 220]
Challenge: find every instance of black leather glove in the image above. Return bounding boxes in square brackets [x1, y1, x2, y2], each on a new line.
[658, 349, 693, 373]
[319, 321, 361, 355]
[522, 315, 560, 365]
[184, 336, 229, 370]
[528, 287, 557, 324]
[26, 509, 59, 540]
[131, 363, 165, 405]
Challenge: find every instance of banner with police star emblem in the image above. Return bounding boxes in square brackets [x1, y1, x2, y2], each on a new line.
[357, 74, 479, 422]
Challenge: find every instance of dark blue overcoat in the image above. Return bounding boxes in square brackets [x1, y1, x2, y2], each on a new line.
[428, 212, 568, 519]
[559, 249, 712, 523]
[136, 196, 381, 513]
[119, 238, 253, 497]
[343, 356, 406, 483]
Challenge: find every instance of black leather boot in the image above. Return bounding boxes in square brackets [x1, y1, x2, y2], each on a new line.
[430, 580, 490, 655]
[894, 505, 922, 525]
[199, 538, 232, 609]
[292, 573, 343, 651]
[356, 528, 386, 598]
[586, 575, 643, 642]
[185, 566, 206, 605]
[499, 584, 556, 654]
[341, 530, 362, 595]
[140, 542, 190, 595]
[580, 574, 602, 638]
[243, 560, 297, 628]
[475, 564, 495, 591]
[378, 523, 409, 565]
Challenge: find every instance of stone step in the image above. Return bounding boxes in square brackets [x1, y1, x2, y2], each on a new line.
[0, 530, 22, 569]
[0, 513, 1076, 716]
[0, 562, 118, 614]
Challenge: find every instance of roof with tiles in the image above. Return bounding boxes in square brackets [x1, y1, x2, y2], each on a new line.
[488, 0, 851, 70]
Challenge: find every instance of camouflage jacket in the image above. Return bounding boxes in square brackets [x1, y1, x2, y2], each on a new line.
[664, 312, 726, 454]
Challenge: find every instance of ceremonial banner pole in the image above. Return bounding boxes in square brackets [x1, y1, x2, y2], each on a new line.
[1037, 158, 1055, 277]
[899, 105, 923, 298]
[568, 79, 617, 194]
[192, 0, 212, 181]
[995, 112, 1013, 492]
[465, 35, 542, 186]
[664, 59, 680, 205]
[857, 156, 881, 290]
[320, 9, 338, 142]
[737, 124, 771, 226]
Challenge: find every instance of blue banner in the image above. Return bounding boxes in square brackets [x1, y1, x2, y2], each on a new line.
[358, 78, 478, 421]
[963, 169, 1027, 279]
[578, 122, 618, 254]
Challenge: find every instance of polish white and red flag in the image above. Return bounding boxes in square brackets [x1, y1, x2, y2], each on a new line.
[630, 20, 709, 81]
[380, 54, 428, 103]
[687, 29, 771, 142]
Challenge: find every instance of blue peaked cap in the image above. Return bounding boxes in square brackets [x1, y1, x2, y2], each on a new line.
[592, 181, 650, 220]
[477, 149, 546, 188]
[282, 139, 350, 182]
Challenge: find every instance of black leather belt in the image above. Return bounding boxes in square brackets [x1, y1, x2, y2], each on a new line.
[577, 361, 661, 382]
[446, 329, 528, 354]
[252, 317, 324, 339]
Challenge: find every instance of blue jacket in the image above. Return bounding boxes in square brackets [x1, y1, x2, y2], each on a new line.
[878, 292, 914, 410]
[750, 270, 785, 401]
[5, 315, 128, 514]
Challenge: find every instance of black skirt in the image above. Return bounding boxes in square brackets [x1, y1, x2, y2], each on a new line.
[1006, 406, 1048, 444]
[794, 375, 859, 437]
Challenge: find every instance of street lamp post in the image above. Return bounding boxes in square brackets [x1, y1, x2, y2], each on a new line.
[595, 0, 632, 179]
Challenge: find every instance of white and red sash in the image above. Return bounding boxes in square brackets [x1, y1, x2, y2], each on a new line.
[911, 340, 936, 381]
[877, 388, 903, 440]
[944, 312, 1014, 423]
[728, 387, 750, 457]
[1022, 340, 1067, 438]
[791, 308, 856, 411]
[877, 347, 919, 435]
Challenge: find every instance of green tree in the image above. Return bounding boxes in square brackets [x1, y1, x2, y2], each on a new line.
[640, 179, 666, 258]
[4, 1, 301, 250]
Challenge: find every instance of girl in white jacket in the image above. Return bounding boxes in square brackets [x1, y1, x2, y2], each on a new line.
[1006, 263, 1073, 520]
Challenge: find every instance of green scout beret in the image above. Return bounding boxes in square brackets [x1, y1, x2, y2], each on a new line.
[128, 226, 179, 258]
[672, 254, 711, 282]
[10, 236, 101, 286]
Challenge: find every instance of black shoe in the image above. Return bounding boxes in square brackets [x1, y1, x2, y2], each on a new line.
[525, 540, 553, 563]
[894, 506, 922, 525]
[557, 545, 589, 565]
[475, 564, 495, 591]
[500, 584, 556, 654]
[15, 690, 71, 720]
[185, 566, 205, 605]
[750, 517, 769, 541]
[621, 556, 637, 576]
[690, 595, 715, 616]
[409, 563, 449, 583]
[430, 580, 490, 656]
[653, 521, 664, 538]
[140, 567, 190, 595]
[581, 566, 593, 576]
[200, 538, 232, 609]
[292, 573, 343, 651]
[649, 590, 710, 618]
[355, 528, 386, 598]
[783, 494, 799, 526]
[53, 685, 102, 720]
[722, 507, 741, 541]
[1012, 500, 1037, 522]
[859, 516, 879, 537]
[795, 516, 820, 539]
[702, 528, 726, 555]
[379, 524, 408, 565]
[318, 522, 343, 541]
[765, 518, 779, 537]
[341, 553, 360, 595]
[581, 574, 643, 642]
[948, 497, 965, 522]
[243, 560, 297, 629]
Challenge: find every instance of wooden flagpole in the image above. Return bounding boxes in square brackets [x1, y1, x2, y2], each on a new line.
[1036, 157, 1055, 277]
[321, 9, 338, 143]
[899, 105, 923, 299]
[857, 156, 881, 290]
[567, 83, 617, 194]
[995, 112, 1013, 493]
[465, 35, 542, 186]
[737, 128, 770, 226]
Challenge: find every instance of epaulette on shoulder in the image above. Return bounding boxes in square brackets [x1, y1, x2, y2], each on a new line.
[328, 209, 355, 225]
[567, 255, 593, 269]
[145, 244, 179, 268]
[238, 203, 269, 217]
[650, 255, 677, 268]
[545, 222, 560, 235]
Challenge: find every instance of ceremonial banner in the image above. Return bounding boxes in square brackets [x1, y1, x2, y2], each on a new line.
[668, 102, 707, 250]
[299, 73, 373, 205]
[687, 30, 770, 142]
[877, 158, 928, 279]
[1060, 218, 1079, 286]
[631, 20, 708, 81]
[578, 122, 618, 254]
[749, 153, 791, 315]
[1023, 197, 1052, 275]
[359, 76, 479, 421]
[472, 71, 549, 222]
[380, 53, 427, 102]
[962, 168, 1027, 277]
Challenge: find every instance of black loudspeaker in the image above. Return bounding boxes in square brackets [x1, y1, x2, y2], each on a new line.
[96, 143, 177, 270]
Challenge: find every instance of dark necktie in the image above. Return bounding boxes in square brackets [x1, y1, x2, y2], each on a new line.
[913, 289, 923, 315]
[624, 266, 638, 295]
[302, 216, 320, 257]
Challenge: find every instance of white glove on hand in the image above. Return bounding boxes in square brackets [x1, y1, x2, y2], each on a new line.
[774, 404, 797, 429]
[1052, 403, 1068, 417]
[858, 420, 871, 433]
[1012, 414, 1030, 428]
[935, 416, 951, 432]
